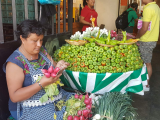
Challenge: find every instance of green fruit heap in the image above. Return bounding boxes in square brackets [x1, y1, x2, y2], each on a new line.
[54, 43, 143, 73]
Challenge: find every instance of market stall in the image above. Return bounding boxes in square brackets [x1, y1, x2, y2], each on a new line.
[52, 27, 148, 96]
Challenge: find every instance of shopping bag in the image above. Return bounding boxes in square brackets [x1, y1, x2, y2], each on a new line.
[38, 0, 61, 5]
[137, 19, 152, 31]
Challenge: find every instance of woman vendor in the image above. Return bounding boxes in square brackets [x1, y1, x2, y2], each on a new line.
[80, 0, 98, 31]
[3, 20, 73, 120]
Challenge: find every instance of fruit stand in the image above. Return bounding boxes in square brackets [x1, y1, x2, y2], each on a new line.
[53, 27, 148, 95]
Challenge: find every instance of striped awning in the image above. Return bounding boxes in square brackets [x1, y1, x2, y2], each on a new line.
[61, 64, 148, 95]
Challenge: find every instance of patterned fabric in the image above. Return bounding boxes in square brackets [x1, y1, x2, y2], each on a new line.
[14, 50, 74, 120]
[2, 46, 49, 112]
[138, 41, 157, 63]
[15, 47, 47, 75]
[61, 64, 148, 95]
[19, 89, 72, 120]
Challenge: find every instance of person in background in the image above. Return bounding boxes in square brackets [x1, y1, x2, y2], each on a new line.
[124, 2, 138, 33]
[136, 0, 160, 91]
[80, 0, 98, 31]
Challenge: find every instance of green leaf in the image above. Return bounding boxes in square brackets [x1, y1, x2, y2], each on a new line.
[41, 60, 46, 65]
[92, 92, 138, 120]
[25, 70, 30, 74]
[39, 94, 48, 103]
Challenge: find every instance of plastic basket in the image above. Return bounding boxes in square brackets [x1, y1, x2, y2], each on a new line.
[38, 0, 61, 5]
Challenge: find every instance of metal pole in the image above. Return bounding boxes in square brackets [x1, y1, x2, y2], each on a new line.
[34, 0, 38, 20]
[12, 0, 17, 40]
[39, 5, 42, 21]
[24, 0, 28, 19]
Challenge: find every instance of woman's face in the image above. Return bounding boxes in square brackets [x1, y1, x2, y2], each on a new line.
[21, 33, 44, 55]
[87, 0, 95, 7]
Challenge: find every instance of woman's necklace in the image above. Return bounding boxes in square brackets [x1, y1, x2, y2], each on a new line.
[20, 47, 33, 61]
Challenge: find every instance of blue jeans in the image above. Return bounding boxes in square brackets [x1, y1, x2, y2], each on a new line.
[10, 111, 23, 120]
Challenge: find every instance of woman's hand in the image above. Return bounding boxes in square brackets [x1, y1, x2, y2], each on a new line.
[80, 16, 92, 27]
[40, 60, 71, 87]
[56, 60, 70, 69]
[40, 73, 62, 87]
[89, 23, 93, 27]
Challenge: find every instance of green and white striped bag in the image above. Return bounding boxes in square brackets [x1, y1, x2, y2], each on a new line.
[61, 64, 148, 95]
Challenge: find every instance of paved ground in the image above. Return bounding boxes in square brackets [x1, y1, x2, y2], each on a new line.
[132, 44, 160, 120]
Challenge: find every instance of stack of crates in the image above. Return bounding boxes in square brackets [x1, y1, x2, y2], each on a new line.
[1, 0, 35, 24]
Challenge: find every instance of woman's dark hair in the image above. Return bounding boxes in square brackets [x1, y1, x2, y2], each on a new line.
[130, 2, 138, 10]
[15, 19, 45, 41]
[83, 0, 88, 7]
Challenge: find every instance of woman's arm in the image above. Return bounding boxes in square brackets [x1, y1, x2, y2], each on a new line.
[6, 62, 61, 103]
[80, 16, 92, 26]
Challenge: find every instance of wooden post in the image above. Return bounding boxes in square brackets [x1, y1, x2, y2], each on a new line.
[139, 0, 142, 14]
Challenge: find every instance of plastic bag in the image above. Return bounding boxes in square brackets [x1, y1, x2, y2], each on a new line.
[38, 0, 61, 5]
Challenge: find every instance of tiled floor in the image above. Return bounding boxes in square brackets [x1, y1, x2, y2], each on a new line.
[132, 44, 160, 120]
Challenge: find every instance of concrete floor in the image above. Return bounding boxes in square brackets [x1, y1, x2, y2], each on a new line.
[132, 44, 160, 120]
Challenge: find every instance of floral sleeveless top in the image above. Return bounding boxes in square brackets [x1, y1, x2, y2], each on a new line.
[3, 46, 49, 111]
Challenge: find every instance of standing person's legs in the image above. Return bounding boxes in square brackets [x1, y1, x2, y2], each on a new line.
[146, 63, 152, 87]
[138, 41, 157, 91]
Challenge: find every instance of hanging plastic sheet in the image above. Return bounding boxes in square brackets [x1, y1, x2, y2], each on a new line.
[38, 0, 61, 5]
